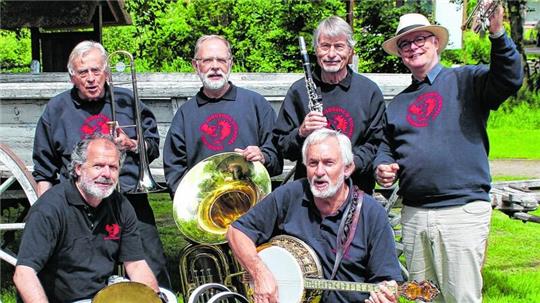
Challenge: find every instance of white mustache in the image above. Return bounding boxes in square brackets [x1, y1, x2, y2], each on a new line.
[95, 177, 113, 185]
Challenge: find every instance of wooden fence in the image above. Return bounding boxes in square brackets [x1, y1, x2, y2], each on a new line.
[0, 72, 411, 182]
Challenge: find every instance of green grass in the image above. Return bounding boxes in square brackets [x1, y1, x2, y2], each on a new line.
[487, 100, 540, 160]
[2, 196, 539, 303]
[488, 129, 540, 159]
[483, 210, 540, 303]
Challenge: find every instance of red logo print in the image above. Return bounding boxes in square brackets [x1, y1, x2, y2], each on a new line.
[406, 92, 443, 127]
[80, 114, 111, 138]
[104, 223, 120, 240]
[200, 113, 238, 151]
[323, 106, 354, 138]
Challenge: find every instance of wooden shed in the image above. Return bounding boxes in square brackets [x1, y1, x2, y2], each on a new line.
[0, 0, 132, 72]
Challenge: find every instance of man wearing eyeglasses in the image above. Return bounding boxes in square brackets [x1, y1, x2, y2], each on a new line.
[375, 7, 522, 303]
[273, 16, 386, 194]
[31, 40, 171, 289]
[163, 35, 282, 196]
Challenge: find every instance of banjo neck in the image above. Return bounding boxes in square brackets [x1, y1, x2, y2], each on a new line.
[304, 278, 398, 294]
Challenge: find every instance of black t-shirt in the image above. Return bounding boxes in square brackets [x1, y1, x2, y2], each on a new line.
[16, 181, 145, 302]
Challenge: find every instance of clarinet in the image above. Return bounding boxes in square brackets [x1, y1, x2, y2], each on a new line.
[298, 36, 323, 113]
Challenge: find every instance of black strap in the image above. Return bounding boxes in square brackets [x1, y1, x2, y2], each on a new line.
[330, 180, 364, 280]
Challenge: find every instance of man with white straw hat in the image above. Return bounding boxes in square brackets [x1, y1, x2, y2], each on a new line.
[374, 4, 522, 303]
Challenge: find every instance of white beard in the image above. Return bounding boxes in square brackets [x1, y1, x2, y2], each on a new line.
[199, 70, 230, 90]
[310, 173, 344, 199]
[79, 174, 116, 200]
[321, 64, 342, 73]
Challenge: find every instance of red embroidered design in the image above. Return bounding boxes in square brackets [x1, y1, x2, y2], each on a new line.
[323, 106, 354, 138]
[406, 92, 443, 127]
[80, 114, 110, 138]
[200, 113, 239, 151]
[104, 223, 121, 240]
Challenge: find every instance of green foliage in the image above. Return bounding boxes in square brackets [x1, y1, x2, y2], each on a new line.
[0, 29, 32, 72]
[123, 0, 345, 72]
[354, 0, 431, 73]
[441, 31, 492, 66]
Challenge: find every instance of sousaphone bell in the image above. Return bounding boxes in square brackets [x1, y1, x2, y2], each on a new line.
[173, 152, 271, 300]
[173, 152, 271, 244]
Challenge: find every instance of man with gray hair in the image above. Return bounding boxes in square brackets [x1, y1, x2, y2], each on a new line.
[274, 16, 385, 194]
[15, 135, 160, 302]
[31, 40, 170, 288]
[163, 35, 282, 196]
[228, 129, 402, 303]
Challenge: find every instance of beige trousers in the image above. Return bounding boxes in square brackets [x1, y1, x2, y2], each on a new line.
[401, 201, 492, 303]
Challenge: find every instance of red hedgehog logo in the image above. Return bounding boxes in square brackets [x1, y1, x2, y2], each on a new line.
[323, 106, 354, 138]
[406, 92, 443, 127]
[80, 114, 111, 138]
[104, 223, 121, 240]
[200, 113, 239, 151]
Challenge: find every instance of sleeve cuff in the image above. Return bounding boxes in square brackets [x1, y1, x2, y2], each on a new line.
[489, 28, 505, 39]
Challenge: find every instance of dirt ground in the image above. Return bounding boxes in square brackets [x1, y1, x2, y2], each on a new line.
[490, 159, 540, 179]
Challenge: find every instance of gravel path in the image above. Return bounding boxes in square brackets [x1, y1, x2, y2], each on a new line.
[490, 159, 540, 179]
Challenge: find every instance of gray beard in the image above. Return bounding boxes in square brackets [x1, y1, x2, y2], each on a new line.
[79, 175, 115, 200]
[321, 65, 341, 73]
[200, 72, 230, 90]
[310, 174, 344, 199]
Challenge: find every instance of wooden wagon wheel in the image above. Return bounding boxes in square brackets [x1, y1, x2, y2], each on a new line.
[0, 143, 38, 266]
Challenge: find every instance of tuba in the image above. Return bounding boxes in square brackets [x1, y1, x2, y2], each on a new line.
[106, 50, 165, 193]
[173, 152, 271, 300]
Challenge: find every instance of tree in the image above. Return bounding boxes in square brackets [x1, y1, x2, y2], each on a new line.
[506, 0, 532, 89]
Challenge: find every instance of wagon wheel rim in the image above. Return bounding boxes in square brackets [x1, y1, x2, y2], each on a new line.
[0, 143, 38, 265]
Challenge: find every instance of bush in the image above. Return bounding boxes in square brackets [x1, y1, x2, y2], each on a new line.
[0, 29, 31, 72]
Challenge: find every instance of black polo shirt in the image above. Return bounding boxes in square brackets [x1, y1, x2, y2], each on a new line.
[17, 181, 145, 302]
[232, 179, 403, 302]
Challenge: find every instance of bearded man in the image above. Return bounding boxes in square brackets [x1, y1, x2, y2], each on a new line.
[163, 35, 282, 196]
[227, 129, 402, 303]
[14, 135, 161, 302]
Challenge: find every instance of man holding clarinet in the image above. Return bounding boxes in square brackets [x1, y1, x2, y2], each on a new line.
[273, 16, 386, 193]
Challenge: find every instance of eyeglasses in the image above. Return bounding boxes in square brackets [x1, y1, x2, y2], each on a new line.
[397, 34, 435, 52]
[317, 43, 349, 53]
[194, 57, 231, 66]
[76, 67, 105, 79]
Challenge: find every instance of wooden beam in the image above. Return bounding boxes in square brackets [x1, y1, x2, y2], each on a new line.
[93, 1, 103, 44]
[30, 27, 40, 62]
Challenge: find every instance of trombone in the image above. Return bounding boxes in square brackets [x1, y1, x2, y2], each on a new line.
[106, 50, 165, 194]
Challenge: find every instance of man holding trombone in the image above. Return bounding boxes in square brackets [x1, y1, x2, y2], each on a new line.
[31, 41, 170, 288]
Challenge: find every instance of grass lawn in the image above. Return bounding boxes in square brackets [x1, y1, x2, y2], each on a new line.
[1, 195, 539, 303]
[488, 128, 540, 159]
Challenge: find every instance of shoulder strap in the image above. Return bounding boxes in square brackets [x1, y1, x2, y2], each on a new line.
[330, 184, 364, 280]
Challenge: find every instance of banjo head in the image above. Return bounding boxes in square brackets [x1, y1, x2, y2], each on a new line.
[258, 235, 323, 303]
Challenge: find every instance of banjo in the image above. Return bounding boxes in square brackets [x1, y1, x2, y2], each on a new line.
[251, 235, 439, 303]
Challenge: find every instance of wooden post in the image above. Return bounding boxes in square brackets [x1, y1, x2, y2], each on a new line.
[30, 27, 40, 62]
[93, 2, 103, 44]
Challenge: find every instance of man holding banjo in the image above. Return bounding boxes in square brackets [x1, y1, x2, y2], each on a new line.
[227, 129, 403, 303]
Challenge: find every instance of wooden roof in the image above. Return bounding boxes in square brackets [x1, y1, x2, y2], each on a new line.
[0, 0, 132, 30]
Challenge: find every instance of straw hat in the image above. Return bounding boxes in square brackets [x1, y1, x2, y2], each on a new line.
[382, 13, 449, 57]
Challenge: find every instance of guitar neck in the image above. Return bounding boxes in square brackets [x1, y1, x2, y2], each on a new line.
[304, 278, 398, 294]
